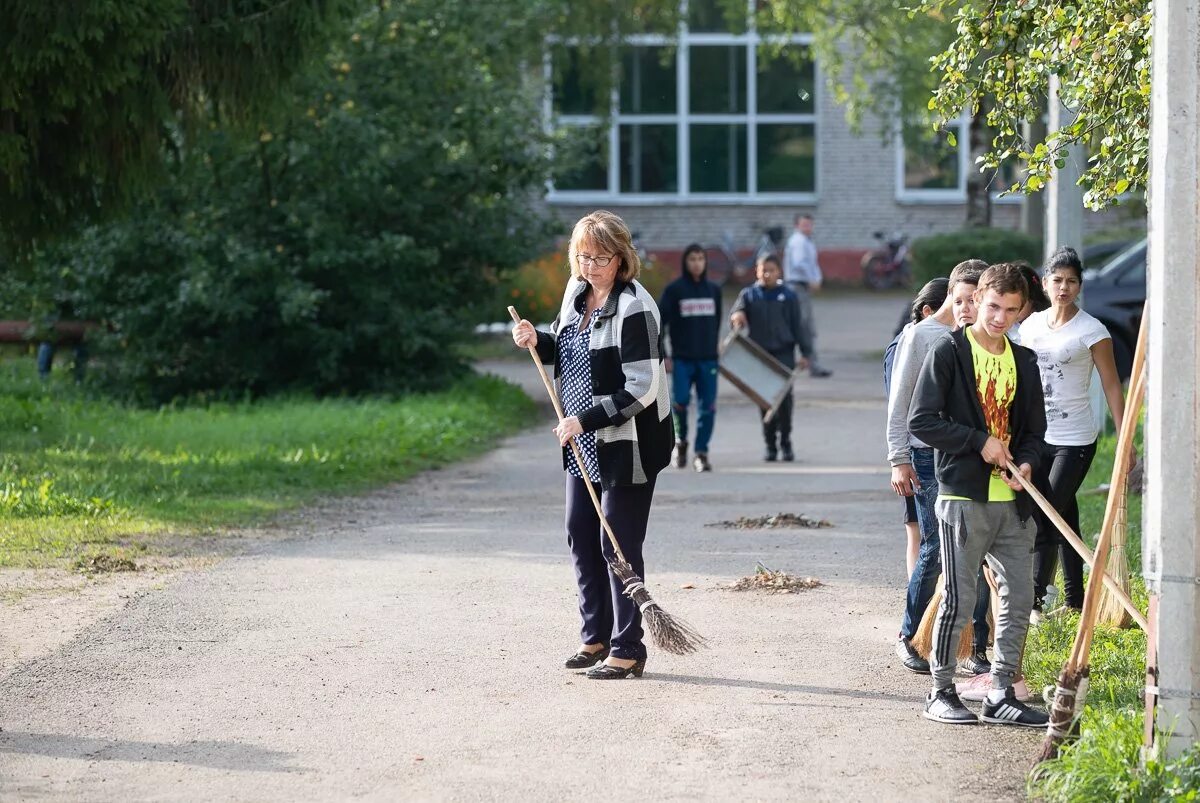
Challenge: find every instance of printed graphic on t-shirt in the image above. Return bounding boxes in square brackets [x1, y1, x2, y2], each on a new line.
[968, 330, 1017, 491]
[1036, 348, 1072, 422]
[679, 298, 716, 317]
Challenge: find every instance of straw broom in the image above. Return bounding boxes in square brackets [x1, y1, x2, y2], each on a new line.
[1096, 472, 1133, 627]
[911, 577, 978, 662]
[508, 306, 706, 656]
[1034, 306, 1147, 764]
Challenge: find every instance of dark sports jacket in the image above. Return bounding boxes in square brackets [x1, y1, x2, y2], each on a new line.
[659, 264, 722, 361]
[908, 328, 1046, 520]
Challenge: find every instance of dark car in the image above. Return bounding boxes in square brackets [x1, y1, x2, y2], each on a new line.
[1081, 239, 1146, 380]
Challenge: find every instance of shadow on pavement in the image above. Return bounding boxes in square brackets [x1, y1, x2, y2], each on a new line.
[0, 731, 306, 773]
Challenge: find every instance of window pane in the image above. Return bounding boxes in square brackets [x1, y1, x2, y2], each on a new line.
[904, 128, 961, 190]
[690, 46, 747, 114]
[554, 126, 608, 192]
[757, 124, 815, 192]
[620, 47, 677, 114]
[552, 46, 603, 115]
[619, 124, 678, 193]
[757, 46, 815, 114]
[690, 124, 747, 192]
[688, 0, 747, 33]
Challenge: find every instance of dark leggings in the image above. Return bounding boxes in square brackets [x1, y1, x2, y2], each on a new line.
[1032, 441, 1098, 610]
[565, 474, 656, 660]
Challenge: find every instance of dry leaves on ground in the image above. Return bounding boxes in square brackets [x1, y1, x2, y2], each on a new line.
[726, 563, 823, 594]
[707, 512, 833, 529]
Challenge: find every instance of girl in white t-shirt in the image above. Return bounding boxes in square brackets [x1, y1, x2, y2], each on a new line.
[1020, 247, 1126, 615]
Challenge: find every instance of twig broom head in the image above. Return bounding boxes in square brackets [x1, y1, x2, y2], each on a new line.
[911, 579, 976, 661]
[611, 559, 707, 656]
[1097, 484, 1132, 627]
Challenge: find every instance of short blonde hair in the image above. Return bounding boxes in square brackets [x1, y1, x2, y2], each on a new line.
[568, 210, 641, 283]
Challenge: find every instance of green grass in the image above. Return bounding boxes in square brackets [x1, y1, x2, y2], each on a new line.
[1025, 423, 1200, 800]
[0, 364, 534, 567]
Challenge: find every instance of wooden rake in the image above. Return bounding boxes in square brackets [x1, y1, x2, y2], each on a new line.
[508, 306, 705, 656]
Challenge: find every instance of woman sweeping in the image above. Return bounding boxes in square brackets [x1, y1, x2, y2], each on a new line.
[511, 210, 674, 679]
[1020, 247, 1126, 618]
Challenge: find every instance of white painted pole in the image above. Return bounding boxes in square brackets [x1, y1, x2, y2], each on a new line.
[1043, 74, 1084, 261]
[1145, 0, 1200, 759]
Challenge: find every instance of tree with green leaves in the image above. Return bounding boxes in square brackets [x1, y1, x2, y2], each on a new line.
[919, 0, 1150, 211]
[6, 0, 569, 401]
[0, 0, 355, 249]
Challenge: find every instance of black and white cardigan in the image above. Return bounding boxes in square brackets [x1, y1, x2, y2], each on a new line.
[535, 277, 674, 489]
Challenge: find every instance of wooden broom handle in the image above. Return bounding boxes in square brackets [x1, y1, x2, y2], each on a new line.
[507, 306, 629, 565]
[1005, 459, 1148, 631]
[1069, 304, 1148, 666]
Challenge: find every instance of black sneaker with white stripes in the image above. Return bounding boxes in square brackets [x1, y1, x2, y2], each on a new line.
[981, 687, 1050, 728]
[924, 686, 978, 725]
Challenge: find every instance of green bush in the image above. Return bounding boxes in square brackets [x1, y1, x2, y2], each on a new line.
[1029, 708, 1200, 802]
[7, 0, 557, 403]
[909, 227, 1043, 286]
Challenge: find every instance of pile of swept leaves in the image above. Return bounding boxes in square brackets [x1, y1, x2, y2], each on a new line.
[727, 563, 823, 594]
[707, 513, 833, 529]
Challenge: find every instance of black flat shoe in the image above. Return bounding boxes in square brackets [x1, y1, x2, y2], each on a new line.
[564, 647, 609, 669]
[586, 659, 646, 679]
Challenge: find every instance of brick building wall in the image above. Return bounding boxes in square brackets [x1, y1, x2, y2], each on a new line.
[545, 87, 1143, 283]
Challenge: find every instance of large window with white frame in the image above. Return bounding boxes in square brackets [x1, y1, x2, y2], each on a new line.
[896, 114, 969, 203]
[546, 0, 818, 203]
[897, 113, 1027, 205]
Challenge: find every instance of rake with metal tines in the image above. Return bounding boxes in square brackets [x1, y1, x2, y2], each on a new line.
[508, 306, 706, 656]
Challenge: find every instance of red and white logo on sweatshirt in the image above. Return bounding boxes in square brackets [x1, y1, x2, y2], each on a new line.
[679, 298, 716, 317]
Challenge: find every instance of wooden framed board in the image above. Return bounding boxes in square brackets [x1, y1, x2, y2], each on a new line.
[717, 328, 802, 424]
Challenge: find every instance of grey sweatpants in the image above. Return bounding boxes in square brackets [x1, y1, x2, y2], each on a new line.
[930, 498, 1035, 691]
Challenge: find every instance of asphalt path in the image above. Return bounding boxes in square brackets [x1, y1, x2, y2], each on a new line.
[0, 291, 1041, 801]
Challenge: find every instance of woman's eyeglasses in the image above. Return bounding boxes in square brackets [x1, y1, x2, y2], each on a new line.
[577, 253, 615, 267]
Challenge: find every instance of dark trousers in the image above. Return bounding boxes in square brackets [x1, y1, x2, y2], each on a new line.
[901, 448, 991, 650]
[37, 341, 88, 383]
[671, 358, 718, 454]
[565, 475, 656, 660]
[762, 349, 795, 449]
[1032, 441, 1098, 610]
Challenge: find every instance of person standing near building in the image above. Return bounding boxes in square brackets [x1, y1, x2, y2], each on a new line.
[659, 244, 723, 472]
[730, 254, 812, 462]
[784, 213, 832, 378]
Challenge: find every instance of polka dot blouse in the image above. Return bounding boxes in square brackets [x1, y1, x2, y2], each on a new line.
[557, 305, 601, 482]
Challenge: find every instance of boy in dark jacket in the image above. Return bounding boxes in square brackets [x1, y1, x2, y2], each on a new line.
[908, 262, 1049, 729]
[659, 244, 723, 472]
[730, 254, 811, 462]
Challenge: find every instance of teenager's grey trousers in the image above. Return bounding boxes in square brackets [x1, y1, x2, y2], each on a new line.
[930, 498, 1035, 690]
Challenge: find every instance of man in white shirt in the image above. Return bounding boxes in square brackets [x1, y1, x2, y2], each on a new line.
[784, 213, 833, 378]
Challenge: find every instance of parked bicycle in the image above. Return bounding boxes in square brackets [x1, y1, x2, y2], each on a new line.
[861, 230, 911, 290]
[704, 226, 785, 286]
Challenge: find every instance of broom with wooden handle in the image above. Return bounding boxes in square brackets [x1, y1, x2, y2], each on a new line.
[508, 306, 706, 656]
[911, 578, 977, 662]
[1096, 472, 1133, 628]
[1005, 459, 1147, 631]
[1034, 306, 1147, 764]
